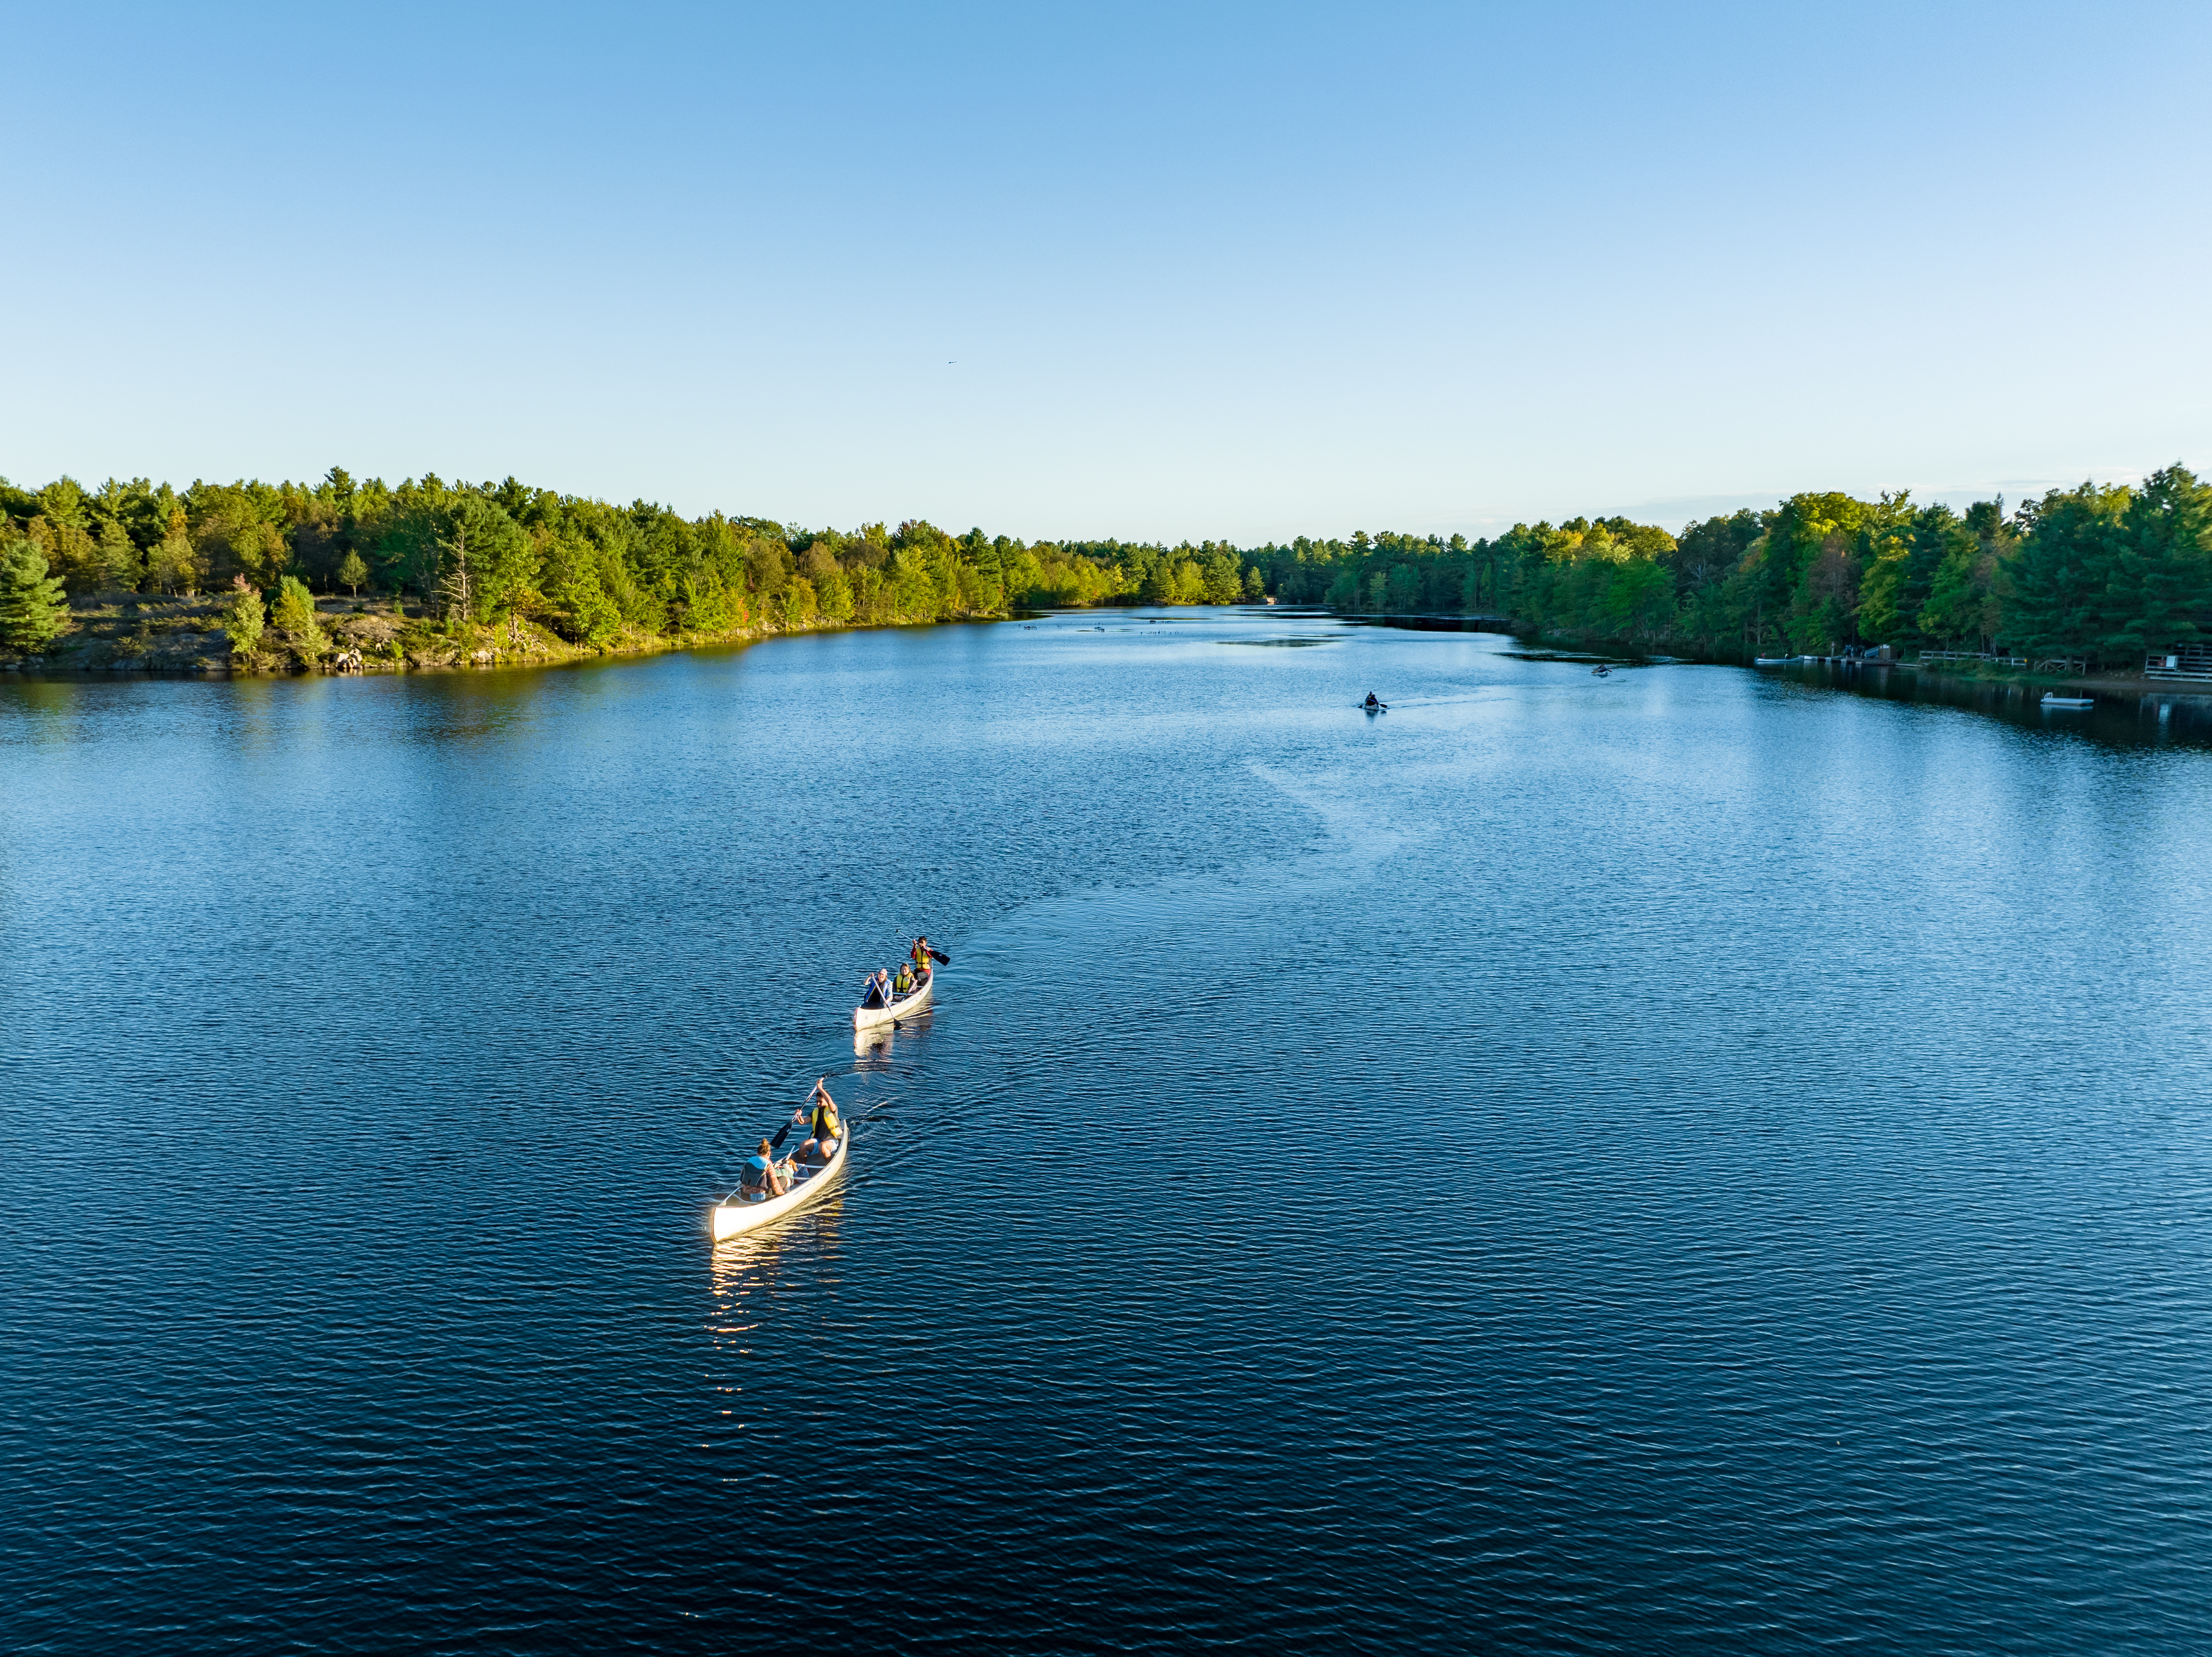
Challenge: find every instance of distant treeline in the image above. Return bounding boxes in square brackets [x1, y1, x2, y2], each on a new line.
[1240, 467, 2212, 665]
[3, 465, 2205, 665]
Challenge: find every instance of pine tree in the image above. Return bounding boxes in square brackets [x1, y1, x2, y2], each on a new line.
[271, 575, 327, 663]
[0, 538, 69, 647]
[97, 518, 142, 592]
[2100, 465, 2212, 659]
[438, 522, 473, 621]
[223, 582, 265, 656]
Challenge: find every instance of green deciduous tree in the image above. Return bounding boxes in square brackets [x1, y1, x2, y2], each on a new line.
[149, 503, 199, 595]
[554, 565, 622, 646]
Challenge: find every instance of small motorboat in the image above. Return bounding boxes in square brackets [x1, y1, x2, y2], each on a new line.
[2041, 694, 2094, 709]
[711, 1126, 849, 1241]
[854, 968, 933, 1031]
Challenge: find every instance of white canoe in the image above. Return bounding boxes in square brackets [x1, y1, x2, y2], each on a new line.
[711, 1127, 850, 1242]
[2041, 694, 2094, 709]
[1753, 656, 1792, 667]
[853, 970, 933, 1031]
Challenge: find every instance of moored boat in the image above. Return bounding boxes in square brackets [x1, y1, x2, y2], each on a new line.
[854, 969, 933, 1030]
[1753, 656, 1791, 667]
[711, 1126, 849, 1241]
[2041, 694, 2095, 709]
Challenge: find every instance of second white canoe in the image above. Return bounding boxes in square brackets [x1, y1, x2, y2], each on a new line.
[853, 971, 933, 1030]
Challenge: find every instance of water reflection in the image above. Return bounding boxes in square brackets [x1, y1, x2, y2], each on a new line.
[706, 1196, 846, 1341]
[1780, 660, 2212, 748]
[852, 1006, 931, 1063]
[703, 1197, 847, 1445]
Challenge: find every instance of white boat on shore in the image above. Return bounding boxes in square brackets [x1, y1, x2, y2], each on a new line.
[711, 1127, 849, 1241]
[853, 970, 933, 1030]
[1753, 656, 1792, 667]
[2041, 694, 2095, 709]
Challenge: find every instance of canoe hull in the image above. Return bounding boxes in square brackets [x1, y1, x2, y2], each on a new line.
[853, 971, 933, 1030]
[711, 1127, 849, 1241]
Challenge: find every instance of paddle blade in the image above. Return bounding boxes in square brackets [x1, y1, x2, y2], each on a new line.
[770, 1121, 793, 1149]
[929, 947, 951, 964]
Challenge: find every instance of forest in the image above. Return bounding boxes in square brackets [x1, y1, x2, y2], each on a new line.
[1235, 466, 2212, 666]
[1, 465, 2205, 669]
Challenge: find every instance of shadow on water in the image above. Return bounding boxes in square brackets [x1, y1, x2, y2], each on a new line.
[1771, 660, 2212, 749]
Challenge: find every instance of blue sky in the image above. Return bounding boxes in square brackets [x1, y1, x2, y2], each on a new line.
[5, 0, 2207, 540]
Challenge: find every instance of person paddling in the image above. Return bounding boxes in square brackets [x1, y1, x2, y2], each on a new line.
[909, 935, 935, 979]
[797, 1078, 842, 1164]
[1363, 691, 1382, 710]
[740, 1137, 791, 1200]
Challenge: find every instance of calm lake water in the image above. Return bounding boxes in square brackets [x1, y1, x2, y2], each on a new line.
[5, 610, 2212, 1653]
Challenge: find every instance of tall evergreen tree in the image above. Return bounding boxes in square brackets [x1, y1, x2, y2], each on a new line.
[0, 539, 69, 647]
[2100, 464, 2212, 659]
[2005, 483, 2130, 660]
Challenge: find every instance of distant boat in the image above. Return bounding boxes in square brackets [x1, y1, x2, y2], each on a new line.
[1753, 656, 1791, 667]
[2041, 694, 2094, 709]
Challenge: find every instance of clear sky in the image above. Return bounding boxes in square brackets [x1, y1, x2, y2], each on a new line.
[6, 1, 2208, 541]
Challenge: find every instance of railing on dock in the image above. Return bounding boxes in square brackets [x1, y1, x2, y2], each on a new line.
[2145, 646, 2212, 683]
[1915, 650, 2028, 667]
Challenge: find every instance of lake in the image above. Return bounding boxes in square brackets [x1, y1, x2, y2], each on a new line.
[5, 609, 2211, 1653]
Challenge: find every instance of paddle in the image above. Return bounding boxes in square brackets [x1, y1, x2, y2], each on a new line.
[726, 1078, 847, 1201]
[899, 934, 952, 965]
[775, 1076, 844, 1148]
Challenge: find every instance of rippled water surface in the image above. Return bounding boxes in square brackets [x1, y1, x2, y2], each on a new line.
[6, 611, 2212, 1653]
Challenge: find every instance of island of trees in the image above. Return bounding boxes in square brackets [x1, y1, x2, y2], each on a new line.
[1, 465, 2204, 674]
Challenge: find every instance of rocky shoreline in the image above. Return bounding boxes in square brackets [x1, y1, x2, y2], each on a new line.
[0, 592, 862, 678]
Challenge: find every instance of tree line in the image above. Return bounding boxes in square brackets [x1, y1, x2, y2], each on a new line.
[3, 465, 2204, 667]
[0, 470, 1270, 650]
[1233, 466, 2210, 665]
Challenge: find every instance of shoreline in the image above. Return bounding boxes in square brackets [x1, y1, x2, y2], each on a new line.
[1356, 613, 2212, 704]
[0, 592, 1005, 681]
[10, 599, 2210, 710]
